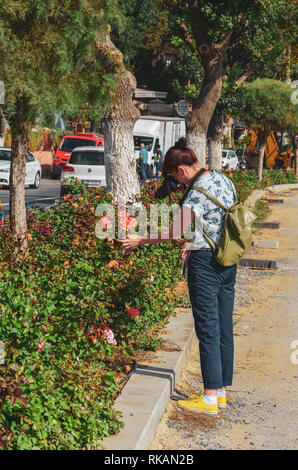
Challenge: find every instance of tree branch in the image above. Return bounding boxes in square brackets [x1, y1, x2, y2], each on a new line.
[214, 30, 233, 53]
[180, 23, 198, 55]
[234, 68, 255, 89]
[214, 12, 244, 53]
[96, 33, 125, 75]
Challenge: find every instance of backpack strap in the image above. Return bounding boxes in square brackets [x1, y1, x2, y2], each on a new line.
[193, 186, 228, 212]
[201, 228, 217, 252]
[179, 168, 207, 207]
[192, 186, 227, 252]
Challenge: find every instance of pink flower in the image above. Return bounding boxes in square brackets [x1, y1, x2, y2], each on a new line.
[148, 275, 154, 284]
[107, 238, 114, 249]
[104, 328, 117, 346]
[127, 218, 138, 230]
[119, 211, 138, 231]
[36, 339, 45, 352]
[127, 307, 140, 319]
[181, 249, 187, 260]
[108, 260, 119, 268]
[100, 216, 112, 230]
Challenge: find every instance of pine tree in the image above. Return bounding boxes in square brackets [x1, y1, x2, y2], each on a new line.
[237, 79, 298, 180]
[0, 0, 118, 250]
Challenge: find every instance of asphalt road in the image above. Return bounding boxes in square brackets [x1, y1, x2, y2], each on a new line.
[0, 179, 61, 213]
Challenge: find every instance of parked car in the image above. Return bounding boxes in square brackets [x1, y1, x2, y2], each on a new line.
[52, 132, 104, 179]
[0, 147, 41, 188]
[221, 149, 239, 170]
[60, 146, 106, 197]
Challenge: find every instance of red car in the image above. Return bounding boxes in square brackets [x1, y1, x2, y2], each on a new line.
[52, 132, 104, 178]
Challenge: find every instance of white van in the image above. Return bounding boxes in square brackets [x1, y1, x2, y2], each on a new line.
[133, 116, 186, 177]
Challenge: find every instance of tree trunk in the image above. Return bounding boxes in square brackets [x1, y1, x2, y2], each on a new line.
[186, 130, 207, 166]
[257, 130, 268, 182]
[285, 44, 291, 85]
[225, 115, 234, 148]
[186, 33, 232, 166]
[97, 35, 140, 206]
[207, 110, 222, 170]
[10, 122, 29, 251]
[295, 137, 298, 178]
[0, 108, 5, 146]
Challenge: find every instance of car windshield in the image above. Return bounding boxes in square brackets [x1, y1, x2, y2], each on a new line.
[134, 136, 154, 151]
[60, 138, 97, 151]
[0, 150, 11, 161]
[69, 151, 104, 166]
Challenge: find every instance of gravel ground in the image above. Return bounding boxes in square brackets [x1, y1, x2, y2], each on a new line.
[150, 191, 298, 451]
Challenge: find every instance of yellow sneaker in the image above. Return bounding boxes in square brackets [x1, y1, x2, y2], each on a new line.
[188, 391, 203, 400]
[189, 392, 227, 409]
[217, 395, 227, 409]
[178, 395, 218, 415]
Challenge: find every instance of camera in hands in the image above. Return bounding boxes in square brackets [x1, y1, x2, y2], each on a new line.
[155, 176, 181, 200]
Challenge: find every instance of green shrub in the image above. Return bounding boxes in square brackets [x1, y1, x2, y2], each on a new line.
[225, 168, 297, 201]
[0, 183, 182, 450]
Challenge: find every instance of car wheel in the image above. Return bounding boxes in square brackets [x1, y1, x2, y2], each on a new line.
[30, 172, 40, 189]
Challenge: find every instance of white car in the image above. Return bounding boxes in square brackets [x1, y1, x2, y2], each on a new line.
[221, 149, 239, 170]
[0, 147, 41, 188]
[60, 146, 106, 197]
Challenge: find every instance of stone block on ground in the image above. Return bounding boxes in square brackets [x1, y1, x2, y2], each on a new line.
[252, 240, 279, 249]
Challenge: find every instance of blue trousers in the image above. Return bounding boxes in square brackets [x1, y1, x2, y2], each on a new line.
[141, 161, 147, 180]
[187, 250, 237, 389]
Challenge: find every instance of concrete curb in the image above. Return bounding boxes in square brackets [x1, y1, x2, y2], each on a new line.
[102, 309, 196, 450]
[266, 183, 298, 192]
[244, 183, 298, 208]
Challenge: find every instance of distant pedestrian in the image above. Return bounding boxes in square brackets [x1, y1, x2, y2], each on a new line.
[139, 143, 148, 181]
[153, 144, 163, 179]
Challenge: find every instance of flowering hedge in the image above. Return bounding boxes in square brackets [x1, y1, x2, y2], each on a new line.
[0, 169, 296, 450]
[226, 168, 297, 201]
[0, 182, 183, 450]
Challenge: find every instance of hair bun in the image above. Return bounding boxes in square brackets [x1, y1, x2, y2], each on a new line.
[174, 137, 187, 150]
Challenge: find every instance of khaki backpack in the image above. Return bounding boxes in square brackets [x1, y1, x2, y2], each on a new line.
[193, 186, 257, 267]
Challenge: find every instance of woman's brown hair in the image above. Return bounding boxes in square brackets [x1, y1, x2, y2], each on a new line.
[162, 137, 198, 177]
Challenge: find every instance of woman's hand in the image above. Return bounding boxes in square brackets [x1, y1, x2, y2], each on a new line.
[117, 234, 143, 250]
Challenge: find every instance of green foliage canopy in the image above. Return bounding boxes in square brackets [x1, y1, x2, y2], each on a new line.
[0, 0, 119, 130]
[236, 78, 298, 133]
